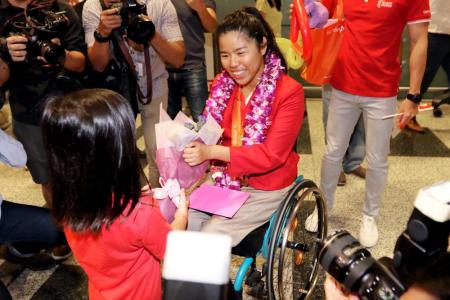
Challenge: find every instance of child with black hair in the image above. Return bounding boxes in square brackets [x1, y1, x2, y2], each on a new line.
[41, 88, 188, 300]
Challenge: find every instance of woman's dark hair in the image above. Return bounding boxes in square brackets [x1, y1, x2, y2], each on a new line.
[267, 0, 281, 11]
[216, 7, 287, 69]
[41, 89, 142, 233]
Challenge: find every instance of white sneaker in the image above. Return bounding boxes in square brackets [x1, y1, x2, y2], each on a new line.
[359, 215, 378, 247]
[305, 208, 318, 233]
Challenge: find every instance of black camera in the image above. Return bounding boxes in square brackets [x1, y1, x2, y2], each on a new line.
[319, 182, 450, 300]
[26, 35, 65, 66]
[113, 0, 155, 45]
[319, 230, 405, 300]
[1, 6, 68, 65]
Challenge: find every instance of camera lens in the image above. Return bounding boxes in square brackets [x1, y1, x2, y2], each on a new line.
[127, 16, 155, 45]
[319, 230, 376, 293]
[37, 40, 66, 65]
[319, 231, 406, 299]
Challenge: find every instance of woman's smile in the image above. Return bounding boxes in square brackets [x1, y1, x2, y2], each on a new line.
[219, 31, 266, 91]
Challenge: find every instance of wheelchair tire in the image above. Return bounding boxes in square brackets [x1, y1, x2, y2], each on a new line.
[266, 179, 327, 300]
[433, 108, 442, 117]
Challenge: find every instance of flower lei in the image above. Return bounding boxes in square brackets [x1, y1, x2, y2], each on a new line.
[204, 51, 284, 190]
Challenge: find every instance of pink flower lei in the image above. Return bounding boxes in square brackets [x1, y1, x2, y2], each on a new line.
[204, 51, 284, 190]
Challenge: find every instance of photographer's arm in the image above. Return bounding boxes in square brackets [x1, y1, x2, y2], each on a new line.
[185, 0, 217, 33]
[0, 58, 9, 86]
[88, 42, 112, 72]
[85, 7, 121, 72]
[63, 50, 85, 73]
[150, 34, 185, 69]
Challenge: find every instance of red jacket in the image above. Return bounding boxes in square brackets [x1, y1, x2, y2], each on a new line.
[220, 74, 305, 191]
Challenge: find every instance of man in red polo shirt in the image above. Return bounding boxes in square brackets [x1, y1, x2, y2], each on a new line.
[307, 0, 430, 247]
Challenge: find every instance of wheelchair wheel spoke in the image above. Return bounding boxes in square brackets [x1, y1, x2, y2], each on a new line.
[267, 180, 327, 300]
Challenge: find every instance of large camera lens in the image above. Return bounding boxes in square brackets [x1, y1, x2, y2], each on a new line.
[35, 40, 66, 65]
[319, 230, 405, 300]
[319, 230, 375, 292]
[127, 15, 155, 45]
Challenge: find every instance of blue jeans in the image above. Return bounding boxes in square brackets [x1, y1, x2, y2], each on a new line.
[167, 66, 209, 122]
[0, 200, 66, 254]
[322, 84, 365, 173]
[420, 32, 450, 94]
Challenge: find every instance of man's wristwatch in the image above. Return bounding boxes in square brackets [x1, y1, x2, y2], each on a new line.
[406, 93, 422, 104]
[94, 30, 112, 43]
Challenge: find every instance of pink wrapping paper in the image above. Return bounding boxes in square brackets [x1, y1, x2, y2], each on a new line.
[156, 147, 209, 189]
[156, 197, 177, 223]
[155, 105, 222, 190]
[189, 184, 250, 218]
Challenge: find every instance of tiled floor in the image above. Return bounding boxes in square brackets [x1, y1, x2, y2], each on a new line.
[0, 99, 449, 299]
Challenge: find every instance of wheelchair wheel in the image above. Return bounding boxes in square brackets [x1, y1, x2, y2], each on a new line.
[266, 180, 327, 300]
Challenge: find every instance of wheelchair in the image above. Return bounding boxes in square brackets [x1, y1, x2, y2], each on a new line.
[431, 89, 450, 117]
[231, 177, 328, 300]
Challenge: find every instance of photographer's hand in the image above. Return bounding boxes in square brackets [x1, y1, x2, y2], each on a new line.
[98, 7, 122, 36]
[324, 276, 359, 300]
[6, 35, 28, 62]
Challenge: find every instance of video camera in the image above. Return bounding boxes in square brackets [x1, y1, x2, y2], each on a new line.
[0, 2, 68, 66]
[319, 181, 450, 300]
[112, 0, 155, 45]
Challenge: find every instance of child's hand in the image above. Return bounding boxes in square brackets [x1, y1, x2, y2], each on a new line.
[171, 189, 189, 230]
[175, 189, 189, 218]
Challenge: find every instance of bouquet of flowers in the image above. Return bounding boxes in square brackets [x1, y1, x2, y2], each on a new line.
[153, 105, 223, 220]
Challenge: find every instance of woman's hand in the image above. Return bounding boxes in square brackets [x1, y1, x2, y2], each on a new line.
[183, 141, 210, 166]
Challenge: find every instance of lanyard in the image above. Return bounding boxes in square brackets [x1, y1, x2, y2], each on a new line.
[231, 87, 244, 147]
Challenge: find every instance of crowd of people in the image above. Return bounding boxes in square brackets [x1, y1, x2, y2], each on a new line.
[0, 0, 447, 298]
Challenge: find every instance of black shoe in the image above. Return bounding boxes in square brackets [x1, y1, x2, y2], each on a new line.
[4, 246, 56, 271]
[51, 245, 72, 262]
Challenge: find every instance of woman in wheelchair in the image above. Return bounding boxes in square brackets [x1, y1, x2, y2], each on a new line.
[182, 6, 305, 247]
[183, 9, 329, 299]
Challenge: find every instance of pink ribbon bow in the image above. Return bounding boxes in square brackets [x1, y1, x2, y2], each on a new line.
[153, 178, 181, 207]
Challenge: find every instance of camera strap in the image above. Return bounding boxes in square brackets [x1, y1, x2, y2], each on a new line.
[100, 0, 152, 105]
[115, 34, 152, 105]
